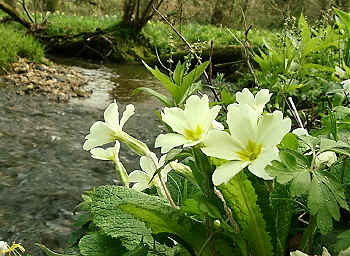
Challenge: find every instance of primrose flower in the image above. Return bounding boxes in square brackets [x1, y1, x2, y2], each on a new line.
[128, 154, 172, 196]
[90, 141, 128, 186]
[235, 88, 272, 114]
[315, 151, 337, 168]
[0, 241, 25, 256]
[83, 101, 151, 157]
[202, 103, 291, 185]
[155, 94, 221, 153]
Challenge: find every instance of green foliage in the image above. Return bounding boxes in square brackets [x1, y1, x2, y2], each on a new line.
[79, 232, 127, 256]
[0, 24, 44, 74]
[219, 172, 274, 256]
[45, 14, 120, 36]
[267, 136, 350, 235]
[138, 61, 209, 107]
[253, 13, 339, 114]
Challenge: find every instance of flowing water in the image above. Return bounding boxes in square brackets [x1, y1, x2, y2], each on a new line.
[0, 58, 168, 255]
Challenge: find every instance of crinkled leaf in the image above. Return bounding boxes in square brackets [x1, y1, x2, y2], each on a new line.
[79, 232, 127, 256]
[118, 194, 222, 256]
[219, 172, 274, 256]
[90, 185, 156, 250]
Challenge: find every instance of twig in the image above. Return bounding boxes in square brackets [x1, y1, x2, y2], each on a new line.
[288, 96, 304, 129]
[226, 27, 259, 87]
[21, 0, 34, 24]
[152, 5, 222, 105]
[155, 46, 172, 74]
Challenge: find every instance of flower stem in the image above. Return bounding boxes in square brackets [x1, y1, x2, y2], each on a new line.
[157, 172, 177, 208]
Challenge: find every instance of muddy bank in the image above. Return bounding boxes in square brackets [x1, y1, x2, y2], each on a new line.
[0, 61, 166, 255]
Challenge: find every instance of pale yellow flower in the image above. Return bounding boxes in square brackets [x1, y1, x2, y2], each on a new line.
[202, 104, 291, 185]
[155, 94, 221, 153]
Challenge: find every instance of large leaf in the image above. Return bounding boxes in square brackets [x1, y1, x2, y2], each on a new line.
[90, 185, 155, 250]
[118, 192, 222, 256]
[90, 185, 232, 256]
[219, 172, 274, 256]
[308, 171, 349, 234]
[79, 232, 127, 256]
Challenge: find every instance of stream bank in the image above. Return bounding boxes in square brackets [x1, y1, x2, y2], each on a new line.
[0, 59, 166, 255]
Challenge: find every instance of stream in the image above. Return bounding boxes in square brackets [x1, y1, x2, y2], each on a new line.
[0, 58, 168, 255]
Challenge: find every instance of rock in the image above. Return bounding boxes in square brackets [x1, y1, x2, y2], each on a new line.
[2, 58, 91, 102]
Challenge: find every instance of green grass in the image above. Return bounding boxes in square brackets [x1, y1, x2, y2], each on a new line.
[45, 14, 121, 36]
[0, 24, 45, 74]
[142, 21, 278, 53]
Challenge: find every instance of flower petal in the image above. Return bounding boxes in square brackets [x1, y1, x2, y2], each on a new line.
[132, 181, 150, 192]
[201, 130, 241, 160]
[212, 160, 249, 185]
[104, 102, 120, 131]
[162, 107, 188, 135]
[248, 147, 277, 180]
[120, 104, 135, 128]
[155, 133, 189, 153]
[236, 88, 254, 106]
[211, 119, 224, 130]
[226, 104, 259, 148]
[128, 170, 149, 183]
[184, 95, 210, 131]
[83, 121, 114, 150]
[257, 111, 291, 148]
[254, 89, 271, 111]
[140, 156, 157, 176]
[91, 147, 114, 160]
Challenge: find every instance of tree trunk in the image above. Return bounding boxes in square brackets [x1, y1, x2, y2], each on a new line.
[0, 1, 31, 29]
[4, 0, 16, 9]
[45, 0, 60, 12]
[120, 0, 164, 34]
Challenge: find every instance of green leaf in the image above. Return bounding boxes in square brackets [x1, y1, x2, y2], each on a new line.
[266, 150, 310, 189]
[91, 185, 226, 256]
[142, 61, 179, 101]
[219, 172, 274, 256]
[118, 195, 218, 256]
[90, 185, 155, 250]
[290, 171, 311, 197]
[271, 184, 294, 256]
[173, 61, 185, 86]
[122, 240, 149, 256]
[280, 133, 299, 150]
[336, 230, 350, 252]
[307, 172, 348, 234]
[334, 8, 350, 35]
[308, 176, 322, 215]
[132, 87, 173, 107]
[180, 61, 209, 98]
[79, 232, 127, 256]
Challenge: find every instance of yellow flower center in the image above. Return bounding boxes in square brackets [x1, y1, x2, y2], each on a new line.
[237, 139, 262, 162]
[184, 125, 203, 141]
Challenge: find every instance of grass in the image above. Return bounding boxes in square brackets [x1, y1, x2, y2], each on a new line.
[44, 14, 121, 36]
[0, 24, 45, 74]
[142, 21, 277, 54]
